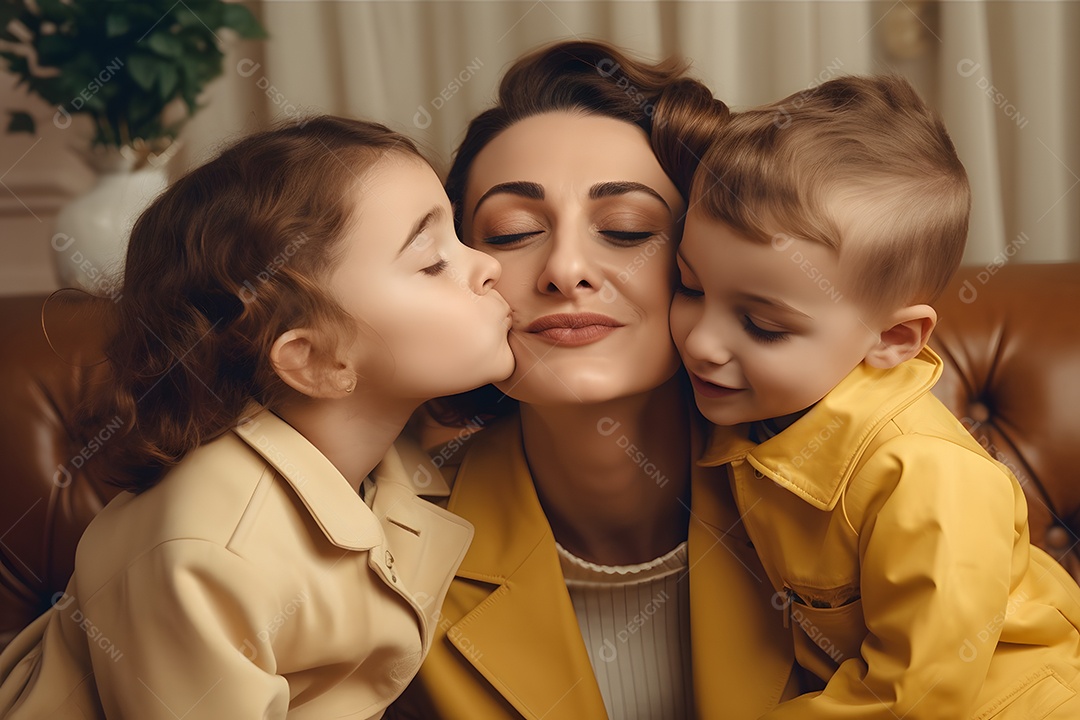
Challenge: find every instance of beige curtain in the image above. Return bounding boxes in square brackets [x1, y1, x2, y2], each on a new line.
[3, 2, 1076, 294]
[181, 0, 1079, 267]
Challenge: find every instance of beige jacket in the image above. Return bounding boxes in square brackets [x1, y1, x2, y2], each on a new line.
[0, 409, 473, 719]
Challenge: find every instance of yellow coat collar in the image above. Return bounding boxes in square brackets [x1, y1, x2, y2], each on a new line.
[700, 347, 943, 511]
[443, 414, 793, 718]
[232, 408, 451, 552]
[446, 416, 608, 718]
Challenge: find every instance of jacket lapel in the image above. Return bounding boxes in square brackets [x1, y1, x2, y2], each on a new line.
[233, 408, 474, 654]
[700, 349, 942, 512]
[369, 440, 474, 651]
[443, 418, 608, 720]
[232, 408, 383, 549]
[437, 414, 796, 719]
[688, 417, 797, 718]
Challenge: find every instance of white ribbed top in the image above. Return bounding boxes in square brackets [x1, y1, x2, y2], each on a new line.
[556, 541, 693, 720]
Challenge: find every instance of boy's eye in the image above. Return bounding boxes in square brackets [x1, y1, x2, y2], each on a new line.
[483, 231, 543, 246]
[421, 259, 448, 276]
[674, 282, 703, 299]
[599, 229, 656, 245]
[742, 315, 789, 344]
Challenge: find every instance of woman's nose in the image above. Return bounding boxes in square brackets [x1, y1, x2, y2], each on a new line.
[535, 227, 605, 297]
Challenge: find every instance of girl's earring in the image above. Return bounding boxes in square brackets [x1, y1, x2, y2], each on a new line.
[345, 379, 356, 394]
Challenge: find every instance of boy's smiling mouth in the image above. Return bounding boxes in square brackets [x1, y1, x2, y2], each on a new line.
[688, 372, 745, 398]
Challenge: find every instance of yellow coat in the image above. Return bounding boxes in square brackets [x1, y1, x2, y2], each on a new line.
[0, 409, 473, 719]
[701, 348, 1080, 719]
[390, 413, 796, 719]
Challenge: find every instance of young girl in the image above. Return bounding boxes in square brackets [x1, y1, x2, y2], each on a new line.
[0, 116, 514, 718]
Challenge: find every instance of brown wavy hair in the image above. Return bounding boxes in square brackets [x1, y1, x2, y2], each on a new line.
[73, 115, 423, 492]
[432, 39, 730, 424]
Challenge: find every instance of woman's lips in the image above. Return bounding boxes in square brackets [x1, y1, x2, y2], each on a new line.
[689, 372, 745, 399]
[523, 313, 623, 347]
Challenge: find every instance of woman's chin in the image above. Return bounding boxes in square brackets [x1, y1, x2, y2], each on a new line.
[495, 362, 677, 407]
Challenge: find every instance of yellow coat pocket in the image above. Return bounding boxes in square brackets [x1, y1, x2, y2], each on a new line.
[973, 667, 1075, 719]
[786, 593, 866, 684]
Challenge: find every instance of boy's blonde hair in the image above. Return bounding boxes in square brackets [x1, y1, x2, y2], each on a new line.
[692, 75, 970, 317]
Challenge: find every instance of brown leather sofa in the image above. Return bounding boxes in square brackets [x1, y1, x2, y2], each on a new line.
[1, 262, 1079, 652]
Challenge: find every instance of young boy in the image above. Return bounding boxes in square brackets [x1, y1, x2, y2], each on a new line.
[670, 75, 1080, 718]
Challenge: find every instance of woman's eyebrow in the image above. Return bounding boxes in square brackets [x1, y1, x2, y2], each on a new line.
[472, 181, 545, 216]
[589, 181, 670, 212]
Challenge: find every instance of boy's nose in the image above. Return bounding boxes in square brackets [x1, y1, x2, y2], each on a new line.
[684, 322, 733, 367]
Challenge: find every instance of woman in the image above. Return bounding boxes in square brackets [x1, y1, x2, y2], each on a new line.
[391, 41, 797, 719]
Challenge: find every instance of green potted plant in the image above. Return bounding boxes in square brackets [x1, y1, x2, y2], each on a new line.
[0, 0, 267, 291]
[1, 0, 266, 148]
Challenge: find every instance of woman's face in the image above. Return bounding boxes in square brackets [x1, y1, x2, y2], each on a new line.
[460, 112, 686, 406]
[329, 155, 514, 401]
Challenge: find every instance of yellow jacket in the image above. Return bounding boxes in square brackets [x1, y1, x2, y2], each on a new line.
[390, 413, 796, 719]
[701, 348, 1080, 719]
[0, 409, 473, 719]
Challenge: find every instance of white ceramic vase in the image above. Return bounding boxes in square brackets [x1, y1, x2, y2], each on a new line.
[51, 144, 176, 294]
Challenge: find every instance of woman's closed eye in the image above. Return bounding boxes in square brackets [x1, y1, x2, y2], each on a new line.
[599, 229, 657, 245]
[482, 230, 543, 246]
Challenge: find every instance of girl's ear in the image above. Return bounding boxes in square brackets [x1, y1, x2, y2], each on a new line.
[270, 329, 356, 399]
[863, 304, 938, 370]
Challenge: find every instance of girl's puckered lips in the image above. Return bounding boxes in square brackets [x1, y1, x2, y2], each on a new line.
[523, 313, 624, 347]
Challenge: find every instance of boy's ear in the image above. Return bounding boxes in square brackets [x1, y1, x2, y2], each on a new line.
[863, 304, 938, 370]
[270, 329, 356, 399]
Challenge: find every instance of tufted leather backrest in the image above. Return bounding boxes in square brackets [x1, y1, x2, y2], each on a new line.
[0, 263, 1078, 650]
[0, 295, 120, 648]
[930, 263, 1080, 579]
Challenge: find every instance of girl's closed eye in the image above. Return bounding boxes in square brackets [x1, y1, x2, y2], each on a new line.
[421, 258, 449, 276]
[742, 315, 789, 343]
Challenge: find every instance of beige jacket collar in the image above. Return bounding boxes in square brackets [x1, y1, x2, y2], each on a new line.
[700, 348, 942, 511]
[232, 408, 451, 551]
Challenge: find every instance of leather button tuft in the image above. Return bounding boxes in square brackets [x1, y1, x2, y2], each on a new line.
[1046, 525, 1073, 550]
[968, 401, 991, 424]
